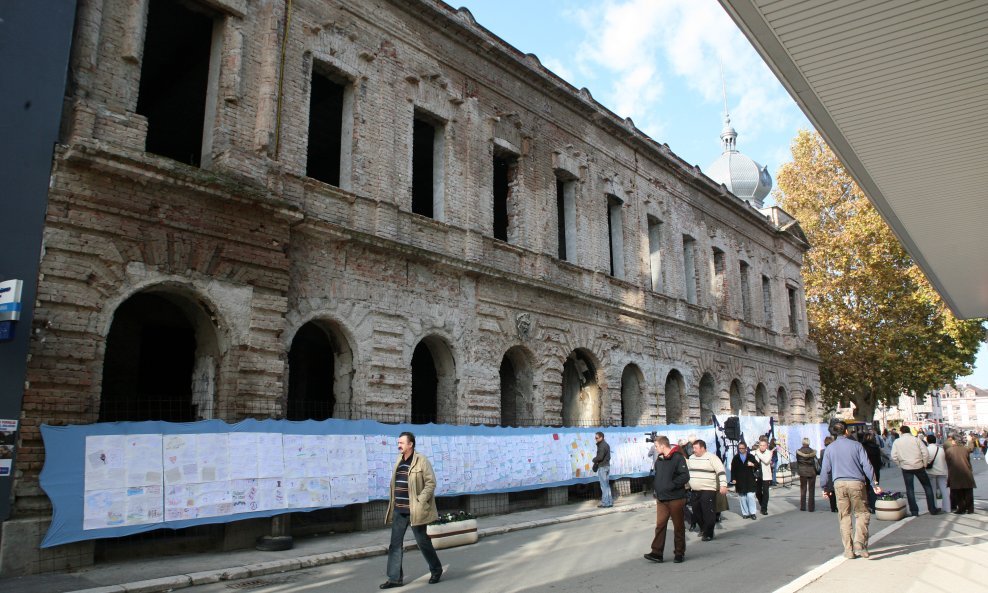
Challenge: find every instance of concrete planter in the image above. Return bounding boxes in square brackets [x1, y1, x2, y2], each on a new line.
[875, 498, 907, 521]
[426, 519, 478, 550]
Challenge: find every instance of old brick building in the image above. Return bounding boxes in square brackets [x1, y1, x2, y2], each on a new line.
[1, 0, 820, 574]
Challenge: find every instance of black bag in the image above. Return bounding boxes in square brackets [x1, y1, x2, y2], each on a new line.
[813, 455, 821, 475]
[926, 445, 938, 470]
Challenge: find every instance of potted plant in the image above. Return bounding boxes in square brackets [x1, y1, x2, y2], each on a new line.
[426, 511, 478, 550]
[875, 491, 907, 521]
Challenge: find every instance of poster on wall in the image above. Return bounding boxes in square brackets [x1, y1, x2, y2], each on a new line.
[41, 418, 826, 548]
[0, 419, 19, 477]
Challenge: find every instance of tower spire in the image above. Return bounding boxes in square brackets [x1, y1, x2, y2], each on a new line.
[720, 63, 737, 153]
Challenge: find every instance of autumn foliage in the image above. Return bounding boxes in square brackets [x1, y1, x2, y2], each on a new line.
[774, 131, 985, 421]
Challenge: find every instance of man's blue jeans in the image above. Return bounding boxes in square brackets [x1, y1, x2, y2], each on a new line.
[386, 511, 442, 584]
[901, 468, 937, 516]
[598, 465, 612, 506]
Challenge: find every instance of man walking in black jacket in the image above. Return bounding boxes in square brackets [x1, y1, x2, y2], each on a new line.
[644, 436, 691, 564]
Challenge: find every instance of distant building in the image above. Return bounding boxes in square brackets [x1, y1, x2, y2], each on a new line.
[935, 383, 988, 429]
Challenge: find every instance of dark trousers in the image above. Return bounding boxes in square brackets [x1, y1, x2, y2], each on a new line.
[799, 476, 816, 511]
[828, 488, 838, 512]
[757, 480, 771, 513]
[953, 488, 974, 513]
[651, 498, 686, 557]
[901, 468, 937, 516]
[692, 491, 717, 538]
[387, 511, 442, 584]
[865, 468, 881, 511]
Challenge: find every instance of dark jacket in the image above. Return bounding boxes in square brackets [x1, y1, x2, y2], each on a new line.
[730, 452, 760, 493]
[861, 440, 883, 477]
[795, 446, 818, 478]
[945, 443, 977, 489]
[653, 447, 690, 500]
[592, 439, 611, 469]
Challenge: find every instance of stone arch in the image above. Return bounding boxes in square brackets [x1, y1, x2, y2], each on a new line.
[562, 348, 602, 427]
[699, 372, 717, 425]
[411, 334, 457, 424]
[664, 369, 687, 424]
[620, 364, 645, 426]
[285, 318, 354, 420]
[500, 345, 536, 427]
[730, 379, 744, 415]
[777, 386, 790, 423]
[755, 382, 769, 416]
[804, 389, 816, 422]
[99, 288, 222, 422]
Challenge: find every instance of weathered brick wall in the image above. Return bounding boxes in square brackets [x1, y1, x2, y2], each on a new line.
[5, 0, 820, 572]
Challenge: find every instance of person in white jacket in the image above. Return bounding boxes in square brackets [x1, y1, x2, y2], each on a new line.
[925, 434, 949, 513]
[890, 426, 941, 517]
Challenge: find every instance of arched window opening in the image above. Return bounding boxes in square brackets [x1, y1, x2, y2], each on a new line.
[620, 364, 644, 426]
[562, 349, 600, 427]
[664, 370, 686, 424]
[755, 383, 769, 416]
[730, 379, 744, 415]
[100, 293, 202, 422]
[699, 373, 716, 425]
[411, 336, 456, 424]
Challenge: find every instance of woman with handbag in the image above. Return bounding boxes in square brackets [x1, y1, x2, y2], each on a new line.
[730, 442, 760, 519]
[925, 433, 949, 513]
[795, 438, 818, 511]
[861, 433, 883, 512]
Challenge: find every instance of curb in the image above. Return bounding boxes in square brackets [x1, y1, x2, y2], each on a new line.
[64, 501, 656, 593]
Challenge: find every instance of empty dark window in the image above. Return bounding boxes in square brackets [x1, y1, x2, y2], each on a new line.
[136, 0, 215, 167]
[712, 247, 726, 309]
[556, 175, 577, 262]
[493, 153, 518, 241]
[287, 324, 335, 421]
[306, 68, 346, 186]
[607, 195, 624, 278]
[762, 275, 773, 327]
[647, 216, 662, 291]
[787, 285, 799, 333]
[412, 116, 437, 218]
[740, 261, 752, 321]
[683, 236, 698, 305]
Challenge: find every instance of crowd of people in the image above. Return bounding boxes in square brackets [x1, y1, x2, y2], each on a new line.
[373, 425, 981, 586]
[641, 422, 980, 565]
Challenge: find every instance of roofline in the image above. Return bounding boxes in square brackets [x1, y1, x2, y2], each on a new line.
[717, 0, 963, 317]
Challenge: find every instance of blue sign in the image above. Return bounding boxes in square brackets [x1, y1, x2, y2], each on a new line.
[0, 321, 12, 342]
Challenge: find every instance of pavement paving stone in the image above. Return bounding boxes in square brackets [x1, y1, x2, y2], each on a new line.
[0, 460, 983, 593]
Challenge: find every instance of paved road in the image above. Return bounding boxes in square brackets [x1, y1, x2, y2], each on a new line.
[184, 497, 852, 593]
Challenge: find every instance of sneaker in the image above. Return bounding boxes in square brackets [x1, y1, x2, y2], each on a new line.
[643, 553, 663, 563]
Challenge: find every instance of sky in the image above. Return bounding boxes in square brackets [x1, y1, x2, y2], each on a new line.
[457, 0, 988, 390]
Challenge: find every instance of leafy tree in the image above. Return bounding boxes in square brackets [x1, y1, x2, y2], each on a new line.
[774, 130, 985, 422]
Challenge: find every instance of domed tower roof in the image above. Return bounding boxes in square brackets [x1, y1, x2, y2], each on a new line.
[706, 111, 772, 208]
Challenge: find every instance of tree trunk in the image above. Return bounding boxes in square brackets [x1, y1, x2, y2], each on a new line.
[851, 395, 876, 426]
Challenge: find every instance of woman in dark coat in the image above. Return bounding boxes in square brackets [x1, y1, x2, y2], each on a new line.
[795, 438, 818, 511]
[730, 442, 761, 519]
[861, 432, 884, 512]
[945, 437, 977, 514]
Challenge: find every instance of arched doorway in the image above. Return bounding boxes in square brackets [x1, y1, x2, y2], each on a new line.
[562, 349, 600, 426]
[729, 379, 744, 415]
[286, 321, 353, 420]
[699, 373, 716, 425]
[755, 383, 768, 416]
[99, 291, 217, 422]
[804, 389, 815, 421]
[500, 346, 534, 427]
[777, 386, 790, 423]
[664, 370, 686, 424]
[620, 364, 645, 426]
[411, 336, 456, 424]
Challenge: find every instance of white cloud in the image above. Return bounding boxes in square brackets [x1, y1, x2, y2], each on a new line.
[540, 56, 577, 86]
[571, 0, 803, 157]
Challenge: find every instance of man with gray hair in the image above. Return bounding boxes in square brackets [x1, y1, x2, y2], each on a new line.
[820, 420, 881, 559]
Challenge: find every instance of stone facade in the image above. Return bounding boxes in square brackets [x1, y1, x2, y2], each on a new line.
[1, 0, 820, 575]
